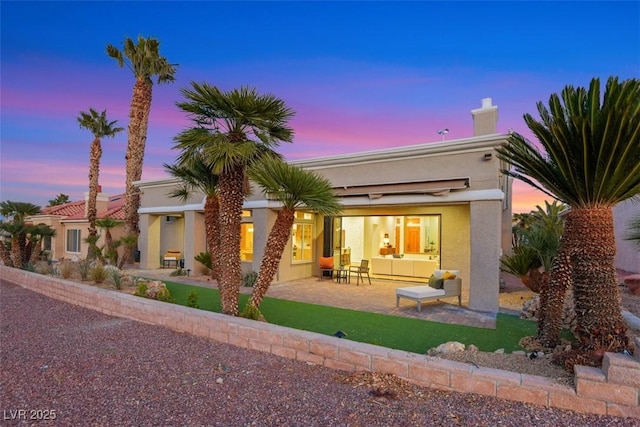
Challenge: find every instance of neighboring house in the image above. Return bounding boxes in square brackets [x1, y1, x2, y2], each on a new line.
[27, 191, 126, 262]
[614, 197, 640, 274]
[136, 99, 513, 313]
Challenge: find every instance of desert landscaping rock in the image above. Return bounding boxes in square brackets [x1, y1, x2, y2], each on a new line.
[1, 278, 637, 426]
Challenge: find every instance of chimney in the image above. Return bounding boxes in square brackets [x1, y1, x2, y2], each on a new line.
[471, 97, 498, 136]
[84, 186, 110, 218]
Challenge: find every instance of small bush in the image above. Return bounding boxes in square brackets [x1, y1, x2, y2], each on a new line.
[78, 259, 91, 280]
[242, 271, 258, 287]
[156, 288, 176, 303]
[240, 303, 261, 320]
[35, 263, 52, 275]
[23, 263, 36, 272]
[187, 290, 200, 308]
[90, 263, 107, 284]
[107, 268, 124, 290]
[59, 261, 74, 279]
[169, 268, 186, 277]
[134, 282, 148, 297]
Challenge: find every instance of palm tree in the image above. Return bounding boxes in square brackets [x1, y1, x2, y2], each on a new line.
[0, 201, 41, 269]
[107, 36, 177, 261]
[164, 153, 221, 281]
[27, 225, 56, 264]
[47, 193, 70, 207]
[174, 83, 295, 316]
[96, 218, 123, 265]
[496, 77, 640, 355]
[77, 108, 123, 260]
[244, 157, 342, 316]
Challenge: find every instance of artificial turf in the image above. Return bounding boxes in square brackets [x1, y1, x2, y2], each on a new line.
[164, 281, 539, 354]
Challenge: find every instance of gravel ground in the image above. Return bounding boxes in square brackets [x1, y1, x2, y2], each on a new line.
[1, 279, 636, 426]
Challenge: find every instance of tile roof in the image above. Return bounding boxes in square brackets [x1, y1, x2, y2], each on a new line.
[40, 194, 125, 221]
[41, 200, 85, 217]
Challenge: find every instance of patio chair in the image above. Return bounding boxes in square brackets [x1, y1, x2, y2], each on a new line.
[349, 259, 371, 286]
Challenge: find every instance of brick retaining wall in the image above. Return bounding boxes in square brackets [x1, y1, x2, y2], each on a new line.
[2, 266, 638, 418]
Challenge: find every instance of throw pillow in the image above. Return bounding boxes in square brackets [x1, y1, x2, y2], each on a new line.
[319, 257, 334, 269]
[428, 274, 444, 289]
[442, 271, 457, 280]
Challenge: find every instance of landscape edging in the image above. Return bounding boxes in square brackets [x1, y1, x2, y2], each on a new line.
[1, 265, 638, 419]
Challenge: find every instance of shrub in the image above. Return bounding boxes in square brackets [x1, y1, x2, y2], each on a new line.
[187, 290, 200, 308]
[90, 263, 107, 284]
[23, 263, 36, 272]
[156, 287, 176, 303]
[169, 268, 186, 277]
[107, 268, 124, 290]
[134, 282, 148, 297]
[240, 303, 261, 320]
[242, 271, 258, 287]
[60, 261, 74, 279]
[78, 259, 91, 280]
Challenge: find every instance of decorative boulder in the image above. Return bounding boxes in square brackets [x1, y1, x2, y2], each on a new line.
[427, 341, 465, 356]
[520, 289, 577, 332]
[145, 281, 168, 299]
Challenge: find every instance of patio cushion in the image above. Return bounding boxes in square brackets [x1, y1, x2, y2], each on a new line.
[396, 286, 445, 299]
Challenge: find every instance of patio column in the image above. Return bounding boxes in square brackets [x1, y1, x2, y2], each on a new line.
[139, 213, 161, 269]
[468, 200, 501, 312]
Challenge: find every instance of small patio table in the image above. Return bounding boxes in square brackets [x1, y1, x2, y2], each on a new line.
[334, 268, 350, 284]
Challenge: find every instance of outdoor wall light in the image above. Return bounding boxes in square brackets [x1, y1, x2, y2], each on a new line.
[483, 153, 493, 161]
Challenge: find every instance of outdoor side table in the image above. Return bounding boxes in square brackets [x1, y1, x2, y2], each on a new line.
[334, 268, 350, 284]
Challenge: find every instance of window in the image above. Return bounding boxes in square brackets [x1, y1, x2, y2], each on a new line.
[240, 210, 253, 261]
[66, 229, 81, 253]
[292, 212, 314, 262]
[240, 223, 254, 261]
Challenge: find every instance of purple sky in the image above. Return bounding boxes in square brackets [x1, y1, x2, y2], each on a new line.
[1, 1, 638, 213]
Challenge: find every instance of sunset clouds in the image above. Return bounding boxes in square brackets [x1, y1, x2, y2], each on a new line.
[1, 2, 638, 212]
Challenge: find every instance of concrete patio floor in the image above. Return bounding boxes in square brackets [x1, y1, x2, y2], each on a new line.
[128, 267, 533, 329]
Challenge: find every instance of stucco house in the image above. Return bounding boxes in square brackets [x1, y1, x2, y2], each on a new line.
[614, 197, 640, 274]
[135, 98, 513, 313]
[27, 191, 126, 262]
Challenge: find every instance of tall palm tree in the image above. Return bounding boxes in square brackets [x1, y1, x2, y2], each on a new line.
[496, 77, 640, 354]
[77, 108, 123, 260]
[107, 36, 177, 261]
[164, 153, 221, 281]
[245, 157, 342, 316]
[0, 201, 41, 269]
[174, 83, 295, 316]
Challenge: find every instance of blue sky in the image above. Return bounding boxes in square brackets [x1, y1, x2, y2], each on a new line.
[1, 1, 638, 212]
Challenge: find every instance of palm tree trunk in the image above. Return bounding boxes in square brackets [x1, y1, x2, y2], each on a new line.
[217, 165, 244, 316]
[204, 195, 221, 282]
[29, 240, 43, 265]
[87, 137, 102, 260]
[539, 247, 570, 347]
[122, 79, 153, 257]
[570, 207, 628, 353]
[11, 234, 25, 269]
[0, 241, 14, 267]
[250, 209, 295, 309]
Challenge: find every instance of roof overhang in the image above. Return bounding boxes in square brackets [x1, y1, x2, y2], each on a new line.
[333, 178, 469, 199]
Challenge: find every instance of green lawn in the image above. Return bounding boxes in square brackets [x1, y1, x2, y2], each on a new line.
[164, 281, 539, 354]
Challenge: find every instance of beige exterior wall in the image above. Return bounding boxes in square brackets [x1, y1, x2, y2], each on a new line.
[614, 198, 640, 273]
